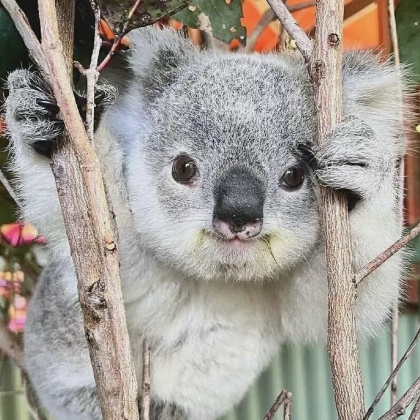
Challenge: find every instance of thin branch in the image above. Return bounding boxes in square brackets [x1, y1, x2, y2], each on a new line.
[0, 0, 48, 76]
[283, 391, 292, 420]
[355, 222, 420, 284]
[0, 168, 21, 207]
[0, 319, 24, 370]
[364, 327, 420, 420]
[262, 390, 288, 420]
[391, 309, 399, 406]
[408, 396, 420, 420]
[141, 343, 151, 420]
[97, 0, 142, 72]
[388, 0, 400, 67]
[265, 0, 313, 61]
[378, 377, 420, 420]
[243, 1, 315, 53]
[86, 1, 102, 141]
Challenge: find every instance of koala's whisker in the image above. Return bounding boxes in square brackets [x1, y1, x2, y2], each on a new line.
[259, 234, 281, 267]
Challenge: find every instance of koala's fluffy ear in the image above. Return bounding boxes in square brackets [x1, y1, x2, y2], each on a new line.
[127, 27, 196, 100]
[342, 51, 413, 145]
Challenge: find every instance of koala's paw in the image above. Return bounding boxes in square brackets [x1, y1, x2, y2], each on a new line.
[5, 69, 117, 158]
[315, 116, 392, 201]
[5, 70, 63, 158]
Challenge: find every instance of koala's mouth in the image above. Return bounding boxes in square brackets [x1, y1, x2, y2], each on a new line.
[198, 230, 273, 250]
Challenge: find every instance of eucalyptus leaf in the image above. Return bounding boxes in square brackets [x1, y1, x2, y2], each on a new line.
[396, 0, 420, 82]
[173, 0, 246, 45]
[96, 0, 192, 34]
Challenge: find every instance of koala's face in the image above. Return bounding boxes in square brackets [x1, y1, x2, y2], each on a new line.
[127, 51, 321, 282]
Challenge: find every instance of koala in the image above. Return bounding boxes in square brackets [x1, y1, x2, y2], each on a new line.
[4, 27, 410, 420]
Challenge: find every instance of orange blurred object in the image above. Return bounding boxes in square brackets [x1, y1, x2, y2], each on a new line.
[242, 0, 399, 53]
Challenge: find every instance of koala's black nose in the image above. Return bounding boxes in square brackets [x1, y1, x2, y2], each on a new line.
[213, 167, 265, 239]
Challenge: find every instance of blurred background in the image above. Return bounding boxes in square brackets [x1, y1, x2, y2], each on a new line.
[0, 0, 420, 418]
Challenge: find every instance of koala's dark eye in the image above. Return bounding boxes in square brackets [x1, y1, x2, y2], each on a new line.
[172, 154, 198, 184]
[280, 166, 305, 190]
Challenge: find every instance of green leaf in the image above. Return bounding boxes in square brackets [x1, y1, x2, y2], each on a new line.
[173, 0, 246, 45]
[96, 0, 192, 34]
[0, 6, 30, 81]
[396, 0, 420, 82]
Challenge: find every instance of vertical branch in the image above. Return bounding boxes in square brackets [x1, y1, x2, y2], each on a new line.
[37, 0, 139, 419]
[309, 0, 365, 418]
[267, 1, 365, 417]
[391, 311, 399, 406]
[388, 0, 402, 406]
[141, 343, 151, 420]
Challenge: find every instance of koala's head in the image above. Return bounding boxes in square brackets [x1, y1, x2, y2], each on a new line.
[110, 27, 402, 282]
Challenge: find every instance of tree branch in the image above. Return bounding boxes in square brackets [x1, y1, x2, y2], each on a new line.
[36, 0, 139, 419]
[265, 0, 313, 61]
[408, 395, 420, 420]
[355, 222, 420, 284]
[141, 343, 151, 420]
[311, 0, 365, 417]
[243, 1, 315, 53]
[378, 377, 420, 420]
[364, 327, 420, 420]
[262, 389, 292, 420]
[0, 168, 20, 208]
[268, 0, 366, 416]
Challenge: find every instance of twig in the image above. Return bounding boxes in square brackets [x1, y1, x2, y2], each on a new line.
[0, 0, 48, 76]
[0, 168, 21, 207]
[408, 396, 420, 420]
[37, 0, 139, 419]
[355, 222, 420, 284]
[262, 389, 288, 420]
[388, 0, 400, 67]
[141, 342, 151, 420]
[265, 0, 312, 61]
[391, 309, 399, 406]
[97, 0, 142, 72]
[0, 319, 24, 370]
[283, 391, 292, 420]
[243, 1, 315, 53]
[364, 327, 420, 419]
[378, 377, 420, 420]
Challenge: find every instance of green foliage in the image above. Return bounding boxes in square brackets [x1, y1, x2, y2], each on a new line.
[173, 0, 246, 45]
[396, 0, 420, 82]
[0, 7, 29, 81]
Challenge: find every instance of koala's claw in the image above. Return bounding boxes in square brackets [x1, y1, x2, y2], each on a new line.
[35, 99, 61, 117]
[314, 116, 391, 202]
[5, 69, 117, 158]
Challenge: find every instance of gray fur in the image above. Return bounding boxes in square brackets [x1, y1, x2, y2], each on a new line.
[4, 26, 411, 420]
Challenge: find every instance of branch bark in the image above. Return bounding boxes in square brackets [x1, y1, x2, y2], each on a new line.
[265, 0, 312, 61]
[268, 0, 366, 417]
[242, 1, 315, 53]
[355, 222, 420, 284]
[262, 389, 290, 420]
[36, 1, 139, 419]
[309, 1, 365, 416]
